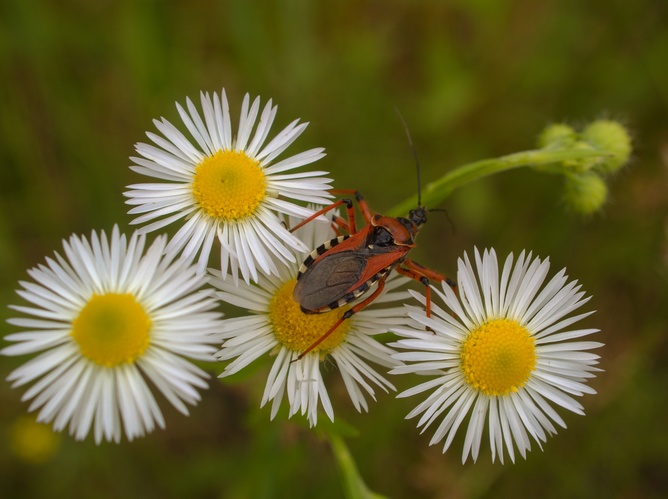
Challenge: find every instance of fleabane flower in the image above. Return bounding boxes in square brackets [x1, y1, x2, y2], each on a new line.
[2, 227, 223, 443]
[124, 89, 332, 283]
[391, 248, 602, 464]
[210, 213, 408, 427]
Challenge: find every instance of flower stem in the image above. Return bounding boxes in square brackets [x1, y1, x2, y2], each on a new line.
[327, 430, 387, 499]
[387, 147, 613, 217]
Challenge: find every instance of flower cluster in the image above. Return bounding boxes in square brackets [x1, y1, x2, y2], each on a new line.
[535, 120, 632, 215]
[3, 88, 604, 463]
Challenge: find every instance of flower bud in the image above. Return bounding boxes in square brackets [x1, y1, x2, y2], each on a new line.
[563, 172, 608, 215]
[537, 123, 577, 149]
[581, 120, 632, 174]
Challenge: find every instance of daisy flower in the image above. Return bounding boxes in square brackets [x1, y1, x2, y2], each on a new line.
[391, 248, 602, 463]
[210, 213, 408, 427]
[2, 227, 223, 443]
[124, 88, 332, 282]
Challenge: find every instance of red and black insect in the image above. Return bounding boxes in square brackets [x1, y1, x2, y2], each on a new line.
[289, 128, 455, 359]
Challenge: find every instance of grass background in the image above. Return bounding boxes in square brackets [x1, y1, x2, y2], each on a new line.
[1, 0, 667, 497]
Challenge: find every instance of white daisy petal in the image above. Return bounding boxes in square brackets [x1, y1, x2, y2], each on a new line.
[391, 247, 602, 463]
[141, 134, 196, 168]
[236, 93, 258, 151]
[152, 118, 203, 164]
[257, 120, 305, 163]
[247, 99, 277, 157]
[176, 99, 213, 155]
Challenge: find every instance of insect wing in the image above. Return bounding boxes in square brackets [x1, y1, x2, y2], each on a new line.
[294, 251, 368, 312]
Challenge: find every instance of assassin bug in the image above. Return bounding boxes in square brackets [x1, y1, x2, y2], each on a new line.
[289, 121, 456, 360]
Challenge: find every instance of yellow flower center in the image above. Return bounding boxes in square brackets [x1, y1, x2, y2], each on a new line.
[460, 318, 537, 396]
[70, 293, 152, 367]
[192, 149, 267, 221]
[9, 416, 60, 465]
[268, 279, 350, 356]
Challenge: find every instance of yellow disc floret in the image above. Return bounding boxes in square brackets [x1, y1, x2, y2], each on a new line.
[71, 293, 152, 367]
[9, 416, 61, 465]
[460, 318, 537, 397]
[269, 279, 350, 356]
[192, 149, 267, 221]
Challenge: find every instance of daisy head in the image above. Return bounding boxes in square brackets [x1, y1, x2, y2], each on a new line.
[124, 88, 332, 283]
[391, 248, 602, 464]
[210, 212, 409, 427]
[2, 227, 223, 443]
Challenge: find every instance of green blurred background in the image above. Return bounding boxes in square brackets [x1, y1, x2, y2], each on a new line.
[1, 0, 667, 497]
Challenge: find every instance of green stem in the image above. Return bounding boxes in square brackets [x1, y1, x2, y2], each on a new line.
[327, 431, 387, 499]
[387, 147, 613, 217]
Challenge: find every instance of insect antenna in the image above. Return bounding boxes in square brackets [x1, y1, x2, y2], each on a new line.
[430, 208, 457, 236]
[394, 108, 423, 207]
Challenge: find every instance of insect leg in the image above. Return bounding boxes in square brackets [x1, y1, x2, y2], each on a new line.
[397, 261, 458, 331]
[329, 189, 373, 224]
[330, 215, 351, 235]
[403, 259, 457, 292]
[395, 266, 438, 320]
[289, 198, 357, 234]
[292, 278, 387, 362]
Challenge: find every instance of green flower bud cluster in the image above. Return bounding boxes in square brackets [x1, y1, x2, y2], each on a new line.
[537, 120, 632, 215]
